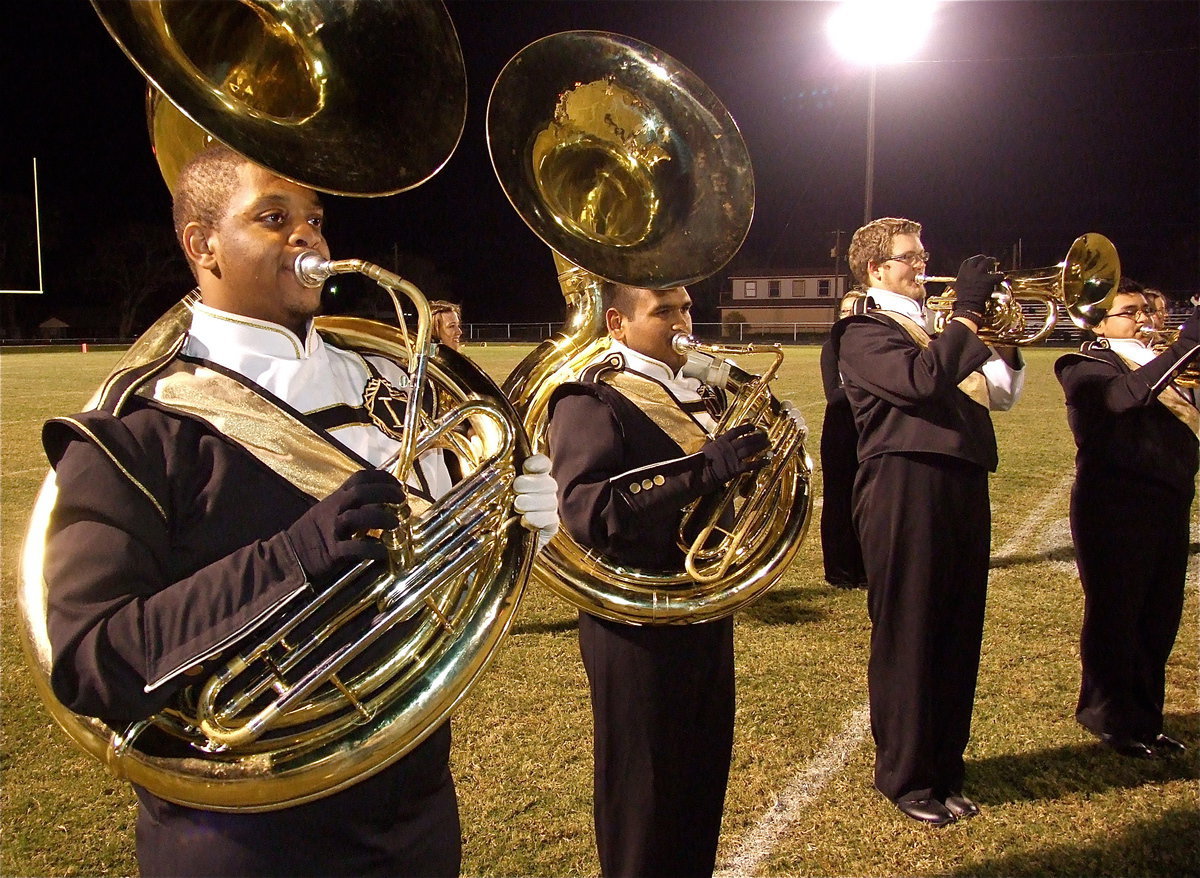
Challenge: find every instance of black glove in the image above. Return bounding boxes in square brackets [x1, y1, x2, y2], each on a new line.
[283, 469, 405, 581]
[1179, 305, 1200, 345]
[952, 254, 1003, 318]
[702, 423, 770, 484]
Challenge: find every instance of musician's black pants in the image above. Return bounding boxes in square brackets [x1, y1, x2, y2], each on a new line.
[1072, 477, 1190, 741]
[819, 395, 866, 585]
[578, 612, 734, 878]
[134, 722, 460, 877]
[854, 452, 990, 802]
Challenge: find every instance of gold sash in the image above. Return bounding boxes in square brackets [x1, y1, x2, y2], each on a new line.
[1113, 352, 1200, 437]
[875, 310, 991, 409]
[601, 370, 712, 455]
[139, 360, 362, 502]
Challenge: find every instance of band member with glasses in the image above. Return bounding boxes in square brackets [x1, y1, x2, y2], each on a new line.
[1055, 277, 1200, 760]
[832, 216, 1025, 826]
[41, 145, 559, 876]
[546, 281, 804, 877]
[820, 290, 868, 588]
[1142, 287, 1169, 332]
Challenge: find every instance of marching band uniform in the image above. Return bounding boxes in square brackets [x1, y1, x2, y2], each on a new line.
[1055, 332, 1200, 750]
[45, 303, 461, 876]
[547, 341, 735, 878]
[818, 337, 866, 587]
[832, 289, 1023, 809]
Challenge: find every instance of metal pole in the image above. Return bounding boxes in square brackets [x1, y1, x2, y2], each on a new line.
[864, 65, 877, 225]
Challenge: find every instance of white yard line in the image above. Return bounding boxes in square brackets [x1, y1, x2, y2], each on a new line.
[716, 471, 1074, 876]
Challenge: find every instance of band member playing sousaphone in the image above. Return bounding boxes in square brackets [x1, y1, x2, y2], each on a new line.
[42, 144, 559, 877]
[547, 280, 805, 877]
[832, 217, 1026, 826]
[1055, 278, 1200, 760]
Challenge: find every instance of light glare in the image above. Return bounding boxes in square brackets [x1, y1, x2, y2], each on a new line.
[828, 0, 938, 65]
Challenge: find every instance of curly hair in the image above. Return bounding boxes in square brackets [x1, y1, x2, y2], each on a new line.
[847, 217, 923, 286]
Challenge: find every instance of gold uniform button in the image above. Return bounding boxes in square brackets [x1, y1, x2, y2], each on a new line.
[629, 483, 641, 494]
[641, 479, 654, 490]
[653, 475, 665, 486]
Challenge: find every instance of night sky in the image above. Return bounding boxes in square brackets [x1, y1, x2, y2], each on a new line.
[3, 1, 1197, 331]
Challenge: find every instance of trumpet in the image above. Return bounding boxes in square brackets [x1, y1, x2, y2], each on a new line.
[921, 234, 1121, 345]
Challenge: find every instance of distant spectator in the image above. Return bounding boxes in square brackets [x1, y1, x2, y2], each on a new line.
[430, 300, 463, 351]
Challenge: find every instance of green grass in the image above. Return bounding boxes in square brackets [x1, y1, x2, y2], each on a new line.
[2, 344, 1196, 877]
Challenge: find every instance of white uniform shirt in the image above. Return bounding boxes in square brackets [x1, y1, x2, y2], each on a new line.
[867, 287, 1026, 412]
[183, 301, 452, 498]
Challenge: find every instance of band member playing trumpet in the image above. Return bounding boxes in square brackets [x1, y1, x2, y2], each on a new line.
[832, 217, 1025, 826]
[43, 145, 559, 876]
[1055, 278, 1200, 760]
[546, 281, 803, 877]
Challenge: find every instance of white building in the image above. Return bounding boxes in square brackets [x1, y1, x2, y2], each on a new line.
[719, 270, 852, 336]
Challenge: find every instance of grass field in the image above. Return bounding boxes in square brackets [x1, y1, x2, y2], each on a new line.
[1, 343, 1197, 877]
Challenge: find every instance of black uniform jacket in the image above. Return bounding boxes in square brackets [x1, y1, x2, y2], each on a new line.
[1055, 338, 1200, 496]
[832, 314, 999, 471]
[547, 375, 727, 571]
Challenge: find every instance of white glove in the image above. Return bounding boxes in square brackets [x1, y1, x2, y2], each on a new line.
[780, 400, 807, 435]
[513, 453, 560, 551]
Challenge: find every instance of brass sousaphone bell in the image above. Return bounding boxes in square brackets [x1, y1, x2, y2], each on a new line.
[488, 31, 813, 624]
[19, 0, 536, 812]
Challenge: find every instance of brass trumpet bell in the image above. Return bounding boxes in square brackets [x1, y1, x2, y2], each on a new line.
[93, 0, 467, 195]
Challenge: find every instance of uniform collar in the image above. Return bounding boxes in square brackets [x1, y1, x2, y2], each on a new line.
[609, 340, 687, 384]
[186, 300, 319, 361]
[867, 287, 925, 321]
[1106, 336, 1156, 365]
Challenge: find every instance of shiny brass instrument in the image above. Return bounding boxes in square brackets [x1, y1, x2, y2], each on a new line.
[1138, 327, 1200, 388]
[922, 233, 1121, 344]
[487, 31, 812, 624]
[19, 1, 535, 812]
[670, 335, 810, 585]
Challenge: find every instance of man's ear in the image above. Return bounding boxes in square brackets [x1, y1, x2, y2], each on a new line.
[605, 307, 625, 340]
[866, 260, 883, 284]
[182, 222, 218, 273]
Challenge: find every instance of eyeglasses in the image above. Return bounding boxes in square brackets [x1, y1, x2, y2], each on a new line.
[1105, 308, 1152, 321]
[884, 250, 930, 267]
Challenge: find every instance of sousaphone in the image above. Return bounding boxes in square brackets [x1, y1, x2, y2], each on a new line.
[488, 32, 813, 624]
[19, 0, 535, 812]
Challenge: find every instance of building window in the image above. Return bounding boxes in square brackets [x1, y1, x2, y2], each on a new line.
[768, 280, 780, 298]
[745, 281, 757, 298]
[793, 279, 806, 298]
[818, 279, 831, 297]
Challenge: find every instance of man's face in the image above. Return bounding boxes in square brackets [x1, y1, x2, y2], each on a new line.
[1145, 294, 1166, 330]
[190, 162, 330, 337]
[434, 311, 462, 351]
[867, 232, 927, 301]
[1094, 292, 1152, 341]
[608, 286, 692, 371]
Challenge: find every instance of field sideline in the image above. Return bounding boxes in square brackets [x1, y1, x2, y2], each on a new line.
[1, 344, 1196, 877]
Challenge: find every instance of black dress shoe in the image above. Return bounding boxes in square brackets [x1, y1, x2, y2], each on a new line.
[943, 795, 980, 820]
[895, 798, 956, 826]
[1098, 732, 1155, 759]
[1152, 734, 1186, 756]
